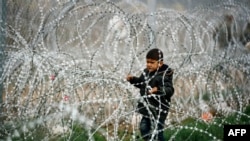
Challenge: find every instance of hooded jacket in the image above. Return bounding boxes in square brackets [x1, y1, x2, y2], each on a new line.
[129, 64, 174, 118]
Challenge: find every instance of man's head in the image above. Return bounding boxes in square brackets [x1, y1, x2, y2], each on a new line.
[146, 48, 164, 72]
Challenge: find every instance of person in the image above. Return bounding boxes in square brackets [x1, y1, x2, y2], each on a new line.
[126, 48, 174, 141]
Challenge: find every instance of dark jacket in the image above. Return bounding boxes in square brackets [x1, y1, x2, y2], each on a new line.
[128, 64, 174, 118]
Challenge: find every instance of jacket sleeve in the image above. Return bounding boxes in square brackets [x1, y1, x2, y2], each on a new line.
[129, 73, 144, 88]
[157, 71, 174, 98]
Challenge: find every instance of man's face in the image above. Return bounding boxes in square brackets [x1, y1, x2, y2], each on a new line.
[146, 58, 163, 72]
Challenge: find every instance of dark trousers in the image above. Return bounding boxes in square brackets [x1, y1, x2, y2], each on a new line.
[139, 115, 166, 141]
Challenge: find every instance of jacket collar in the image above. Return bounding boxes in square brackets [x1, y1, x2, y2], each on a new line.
[147, 64, 171, 76]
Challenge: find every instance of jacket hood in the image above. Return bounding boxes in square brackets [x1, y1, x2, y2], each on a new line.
[160, 64, 174, 76]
